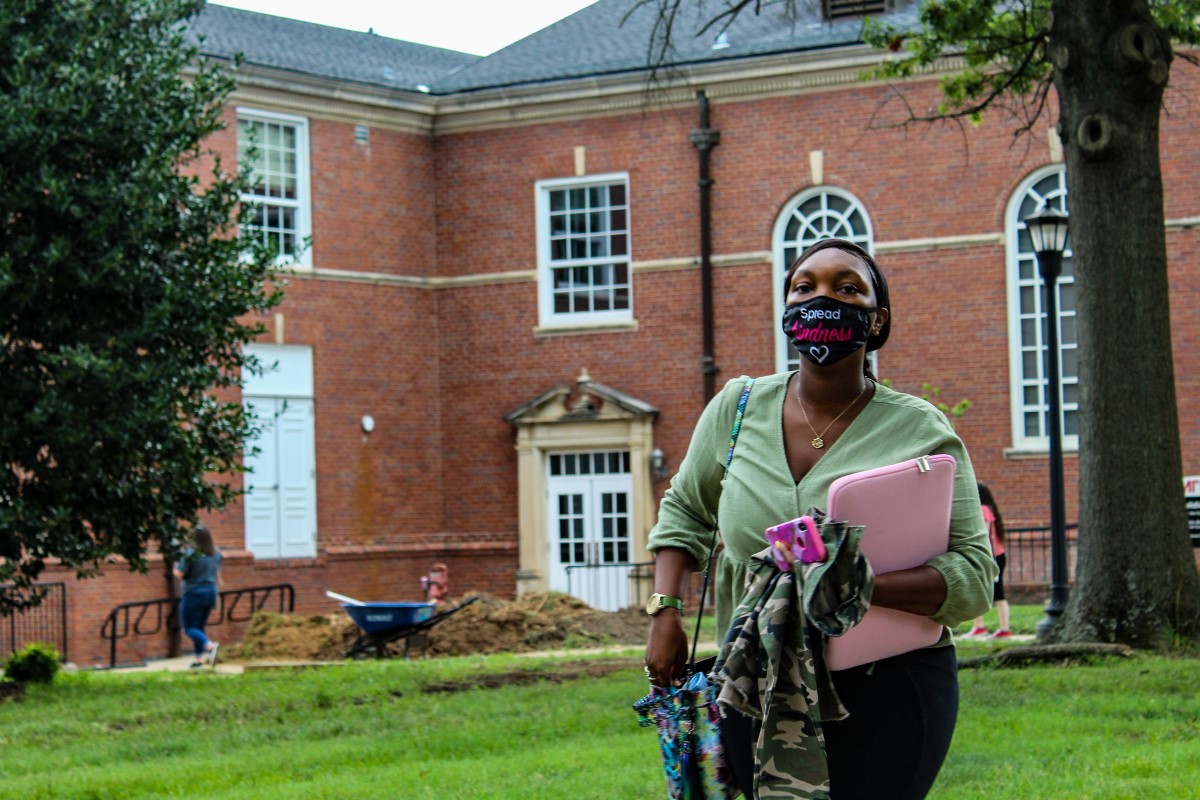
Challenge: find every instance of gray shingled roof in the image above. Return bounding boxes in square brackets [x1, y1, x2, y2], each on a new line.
[433, 0, 920, 93]
[190, 4, 479, 92]
[191, 1, 919, 96]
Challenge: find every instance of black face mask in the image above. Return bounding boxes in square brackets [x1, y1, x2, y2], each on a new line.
[782, 296, 875, 366]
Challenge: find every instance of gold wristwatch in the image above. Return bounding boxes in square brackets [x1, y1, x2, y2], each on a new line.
[645, 593, 684, 616]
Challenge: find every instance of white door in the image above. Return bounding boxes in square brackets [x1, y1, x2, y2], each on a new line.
[244, 398, 317, 558]
[547, 451, 632, 611]
[244, 399, 281, 558]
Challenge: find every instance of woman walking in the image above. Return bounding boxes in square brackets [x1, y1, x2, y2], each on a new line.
[174, 524, 223, 668]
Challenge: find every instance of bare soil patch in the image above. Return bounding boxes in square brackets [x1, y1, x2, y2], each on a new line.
[225, 592, 648, 662]
[421, 659, 637, 694]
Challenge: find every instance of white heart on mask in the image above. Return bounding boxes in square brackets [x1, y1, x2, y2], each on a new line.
[809, 345, 830, 363]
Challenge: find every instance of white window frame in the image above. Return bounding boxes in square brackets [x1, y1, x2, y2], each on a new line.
[237, 108, 312, 269]
[1005, 166, 1078, 453]
[242, 344, 318, 559]
[772, 187, 874, 373]
[535, 173, 632, 328]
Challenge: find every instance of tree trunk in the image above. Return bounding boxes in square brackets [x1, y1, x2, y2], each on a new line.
[1051, 0, 1200, 646]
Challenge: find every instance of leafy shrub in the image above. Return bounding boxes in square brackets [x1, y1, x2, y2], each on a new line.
[3, 642, 60, 684]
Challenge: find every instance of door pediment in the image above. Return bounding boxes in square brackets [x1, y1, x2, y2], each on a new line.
[503, 368, 659, 426]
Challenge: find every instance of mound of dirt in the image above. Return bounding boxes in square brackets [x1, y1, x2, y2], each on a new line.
[226, 593, 649, 662]
[229, 611, 357, 662]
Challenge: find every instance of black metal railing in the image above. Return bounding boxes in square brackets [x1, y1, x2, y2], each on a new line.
[1003, 524, 1079, 587]
[100, 583, 294, 669]
[565, 557, 720, 613]
[565, 562, 652, 612]
[1, 582, 68, 663]
[564, 526, 1081, 613]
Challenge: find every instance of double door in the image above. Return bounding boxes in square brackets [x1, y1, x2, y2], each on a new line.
[243, 397, 317, 559]
[547, 451, 632, 611]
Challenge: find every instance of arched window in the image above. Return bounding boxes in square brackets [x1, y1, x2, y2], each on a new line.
[1005, 167, 1077, 451]
[772, 188, 873, 372]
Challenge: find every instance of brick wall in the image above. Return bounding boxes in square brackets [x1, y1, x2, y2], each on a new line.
[45, 62, 1200, 667]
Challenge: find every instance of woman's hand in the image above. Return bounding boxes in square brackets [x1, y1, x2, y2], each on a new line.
[644, 609, 689, 686]
[772, 539, 799, 571]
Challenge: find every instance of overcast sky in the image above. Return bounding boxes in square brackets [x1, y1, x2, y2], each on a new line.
[211, 0, 600, 55]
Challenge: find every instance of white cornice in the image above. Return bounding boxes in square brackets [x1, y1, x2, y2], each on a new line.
[432, 46, 909, 134]
[197, 47, 964, 137]
[217, 63, 438, 134]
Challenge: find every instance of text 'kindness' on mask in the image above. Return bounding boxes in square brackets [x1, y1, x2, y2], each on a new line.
[782, 297, 875, 365]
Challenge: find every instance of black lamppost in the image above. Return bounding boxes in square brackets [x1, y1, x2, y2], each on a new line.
[1025, 206, 1071, 641]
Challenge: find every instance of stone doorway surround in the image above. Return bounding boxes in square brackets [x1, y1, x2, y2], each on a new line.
[503, 369, 659, 599]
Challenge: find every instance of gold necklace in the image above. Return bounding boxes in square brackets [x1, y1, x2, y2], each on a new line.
[796, 380, 869, 450]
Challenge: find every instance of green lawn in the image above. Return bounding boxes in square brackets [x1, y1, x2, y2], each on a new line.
[1, 609, 1196, 799]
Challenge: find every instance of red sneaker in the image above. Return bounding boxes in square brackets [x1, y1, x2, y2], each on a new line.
[990, 630, 1013, 639]
[963, 626, 989, 639]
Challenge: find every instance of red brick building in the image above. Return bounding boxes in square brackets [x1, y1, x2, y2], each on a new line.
[14, 1, 1200, 667]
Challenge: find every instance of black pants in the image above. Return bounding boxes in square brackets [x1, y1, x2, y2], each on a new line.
[725, 645, 959, 800]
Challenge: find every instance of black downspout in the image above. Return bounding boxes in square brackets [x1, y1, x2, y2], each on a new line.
[690, 90, 721, 402]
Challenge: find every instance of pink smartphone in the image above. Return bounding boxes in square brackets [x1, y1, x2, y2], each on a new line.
[764, 515, 826, 569]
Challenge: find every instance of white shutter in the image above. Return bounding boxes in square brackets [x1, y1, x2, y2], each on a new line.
[244, 399, 281, 558]
[277, 399, 317, 558]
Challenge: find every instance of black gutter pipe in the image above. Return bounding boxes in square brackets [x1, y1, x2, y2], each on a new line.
[689, 90, 721, 402]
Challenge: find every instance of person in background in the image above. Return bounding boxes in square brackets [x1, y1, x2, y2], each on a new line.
[421, 562, 449, 603]
[965, 482, 1010, 639]
[173, 524, 223, 668]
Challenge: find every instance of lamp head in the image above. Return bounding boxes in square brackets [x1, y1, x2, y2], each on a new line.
[650, 448, 668, 482]
[1024, 206, 1070, 255]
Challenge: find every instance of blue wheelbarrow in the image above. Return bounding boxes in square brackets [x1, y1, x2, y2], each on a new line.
[328, 592, 480, 659]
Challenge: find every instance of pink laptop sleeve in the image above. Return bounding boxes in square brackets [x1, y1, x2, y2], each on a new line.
[823, 454, 956, 671]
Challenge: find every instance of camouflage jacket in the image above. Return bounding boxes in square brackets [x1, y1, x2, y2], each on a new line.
[714, 511, 873, 799]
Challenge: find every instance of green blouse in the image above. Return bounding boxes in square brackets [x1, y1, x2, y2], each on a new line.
[648, 372, 997, 641]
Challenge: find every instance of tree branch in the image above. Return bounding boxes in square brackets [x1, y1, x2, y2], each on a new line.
[959, 643, 1134, 668]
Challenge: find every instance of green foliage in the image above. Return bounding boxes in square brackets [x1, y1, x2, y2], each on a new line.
[1148, 0, 1200, 45]
[865, 0, 1051, 124]
[2, 642, 60, 684]
[879, 379, 970, 425]
[0, 0, 284, 612]
[863, 0, 1200, 126]
[919, 382, 971, 422]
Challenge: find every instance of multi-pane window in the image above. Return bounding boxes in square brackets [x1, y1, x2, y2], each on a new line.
[536, 175, 631, 326]
[1007, 167, 1077, 450]
[772, 188, 873, 371]
[548, 451, 632, 476]
[237, 109, 311, 265]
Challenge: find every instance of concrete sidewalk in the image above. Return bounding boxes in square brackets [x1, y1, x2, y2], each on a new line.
[106, 632, 1037, 674]
[112, 654, 243, 675]
[112, 656, 345, 675]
